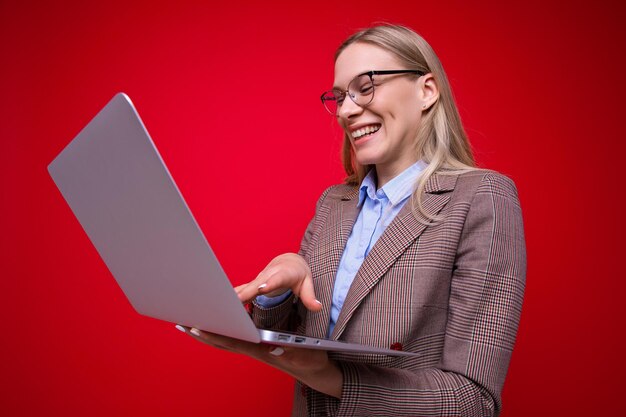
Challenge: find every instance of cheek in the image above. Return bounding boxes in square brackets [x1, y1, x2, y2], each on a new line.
[384, 89, 422, 126]
[393, 103, 423, 130]
[379, 105, 420, 130]
[336, 117, 349, 132]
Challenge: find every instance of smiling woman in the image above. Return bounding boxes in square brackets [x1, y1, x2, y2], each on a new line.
[332, 25, 476, 220]
[182, 23, 526, 417]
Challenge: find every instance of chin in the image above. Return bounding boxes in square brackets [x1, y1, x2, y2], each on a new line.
[353, 151, 383, 167]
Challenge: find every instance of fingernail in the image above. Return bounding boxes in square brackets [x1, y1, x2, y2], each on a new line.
[315, 299, 322, 305]
[175, 325, 186, 333]
[258, 283, 267, 289]
[190, 328, 201, 336]
[269, 347, 284, 356]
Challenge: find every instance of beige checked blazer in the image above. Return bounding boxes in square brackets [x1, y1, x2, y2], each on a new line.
[252, 170, 526, 417]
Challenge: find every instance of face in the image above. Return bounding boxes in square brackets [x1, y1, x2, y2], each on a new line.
[333, 43, 429, 184]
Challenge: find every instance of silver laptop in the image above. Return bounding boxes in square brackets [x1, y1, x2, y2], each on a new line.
[48, 93, 415, 357]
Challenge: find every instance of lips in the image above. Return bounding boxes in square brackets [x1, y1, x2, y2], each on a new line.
[351, 123, 381, 140]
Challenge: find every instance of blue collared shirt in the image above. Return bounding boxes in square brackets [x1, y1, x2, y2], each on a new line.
[257, 161, 426, 337]
[328, 160, 425, 336]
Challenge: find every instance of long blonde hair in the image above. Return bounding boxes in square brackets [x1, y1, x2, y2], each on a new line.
[336, 24, 476, 219]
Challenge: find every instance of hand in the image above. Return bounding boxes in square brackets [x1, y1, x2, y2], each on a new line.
[235, 253, 322, 312]
[176, 325, 342, 398]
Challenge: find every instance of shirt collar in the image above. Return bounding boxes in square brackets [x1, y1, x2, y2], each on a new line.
[358, 171, 377, 207]
[358, 160, 427, 207]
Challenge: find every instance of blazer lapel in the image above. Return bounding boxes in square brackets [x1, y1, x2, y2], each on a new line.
[307, 187, 360, 338]
[330, 173, 458, 340]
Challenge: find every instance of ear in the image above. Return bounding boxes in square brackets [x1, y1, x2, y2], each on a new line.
[419, 73, 439, 111]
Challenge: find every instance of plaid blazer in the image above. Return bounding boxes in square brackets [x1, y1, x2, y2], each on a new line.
[252, 170, 526, 417]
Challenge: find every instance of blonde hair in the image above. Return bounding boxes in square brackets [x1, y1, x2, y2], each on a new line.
[336, 24, 476, 220]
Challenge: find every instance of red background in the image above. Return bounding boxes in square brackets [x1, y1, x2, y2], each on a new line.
[2, 1, 625, 416]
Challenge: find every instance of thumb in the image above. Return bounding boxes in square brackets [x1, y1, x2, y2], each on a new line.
[297, 276, 323, 312]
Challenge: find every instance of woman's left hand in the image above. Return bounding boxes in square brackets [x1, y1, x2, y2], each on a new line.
[177, 325, 343, 399]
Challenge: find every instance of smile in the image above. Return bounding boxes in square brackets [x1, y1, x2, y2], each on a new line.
[351, 124, 381, 140]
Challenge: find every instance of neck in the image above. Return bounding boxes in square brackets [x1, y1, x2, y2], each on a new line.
[375, 159, 419, 188]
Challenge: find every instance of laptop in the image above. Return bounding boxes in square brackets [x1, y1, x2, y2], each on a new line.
[48, 93, 415, 357]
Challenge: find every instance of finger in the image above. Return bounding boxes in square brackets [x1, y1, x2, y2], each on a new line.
[175, 324, 231, 349]
[255, 266, 283, 291]
[236, 280, 264, 303]
[262, 263, 314, 296]
[234, 284, 252, 300]
[236, 263, 284, 302]
[257, 269, 292, 298]
[296, 274, 323, 312]
[239, 267, 289, 301]
[187, 328, 243, 352]
[269, 346, 285, 356]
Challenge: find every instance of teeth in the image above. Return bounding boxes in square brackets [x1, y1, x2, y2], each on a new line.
[352, 125, 381, 139]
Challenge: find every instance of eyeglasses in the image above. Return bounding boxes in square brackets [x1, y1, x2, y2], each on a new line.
[320, 70, 425, 116]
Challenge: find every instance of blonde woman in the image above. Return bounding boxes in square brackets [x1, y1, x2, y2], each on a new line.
[181, 24, 526, 417]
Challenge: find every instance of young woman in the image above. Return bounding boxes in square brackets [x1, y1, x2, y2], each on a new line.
[180, 24, 526, 416]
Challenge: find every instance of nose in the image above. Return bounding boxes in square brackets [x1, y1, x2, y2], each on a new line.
[337, 94, 364, 120]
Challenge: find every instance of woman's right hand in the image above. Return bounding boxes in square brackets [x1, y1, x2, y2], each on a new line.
[234, 252, 322, 312]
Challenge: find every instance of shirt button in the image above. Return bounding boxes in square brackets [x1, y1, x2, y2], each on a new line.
[390, 342, 403, 351]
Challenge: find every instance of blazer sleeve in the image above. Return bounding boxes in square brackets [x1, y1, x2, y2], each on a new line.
[334, 172, 527, 417]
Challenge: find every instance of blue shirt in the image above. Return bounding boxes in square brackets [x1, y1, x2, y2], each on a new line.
[257, 161, 426, 337]
[328, 160, 425, 336]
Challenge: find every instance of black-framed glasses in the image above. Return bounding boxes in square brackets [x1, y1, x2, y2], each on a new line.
[320, 70, 425, 116]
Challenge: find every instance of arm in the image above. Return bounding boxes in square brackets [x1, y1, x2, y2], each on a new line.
[329, 173, 526, 417]
[240, 186, 336, 331]
[179, 186, 344, 398]
[181, 324, 344, 398]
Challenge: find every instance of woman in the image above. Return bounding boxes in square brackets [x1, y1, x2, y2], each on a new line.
[180, 24, 526, 416]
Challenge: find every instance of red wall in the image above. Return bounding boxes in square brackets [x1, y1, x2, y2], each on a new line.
[2, 1, 625, 415]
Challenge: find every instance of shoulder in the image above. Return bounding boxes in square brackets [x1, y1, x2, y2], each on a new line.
[445, 169, 521, 205]
[443, 169, 524, 235]
[314, 183, 358, 207]
[298, 183, 357, 253]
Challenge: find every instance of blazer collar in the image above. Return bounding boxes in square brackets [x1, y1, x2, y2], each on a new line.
[423, 172, 458, 194]
[329, 172, 459, 340]
[340, 171, 458, 201]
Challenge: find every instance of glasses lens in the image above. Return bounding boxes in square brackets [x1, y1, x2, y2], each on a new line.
[348, 74, 374, 107]
[321, 91, 340, 115]
[321, 73, 374, 116]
